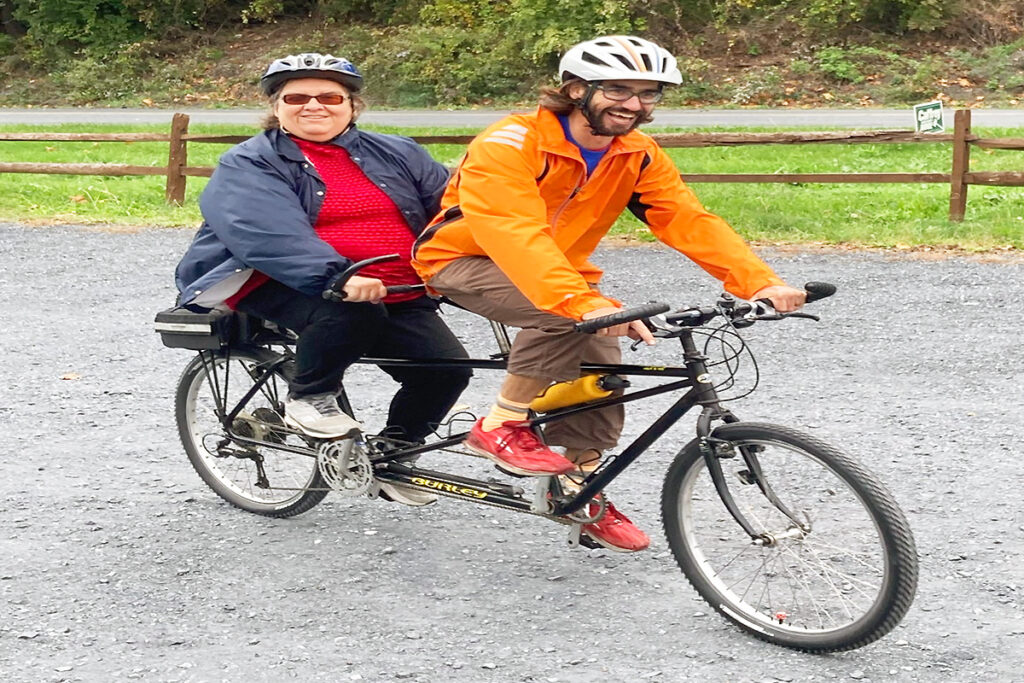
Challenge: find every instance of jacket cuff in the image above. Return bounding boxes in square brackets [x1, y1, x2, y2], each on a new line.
[733, 275, 786, 301]
[558, 290, 621, 321]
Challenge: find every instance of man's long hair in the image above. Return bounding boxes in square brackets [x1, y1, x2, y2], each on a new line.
[538, 81, 580, 115]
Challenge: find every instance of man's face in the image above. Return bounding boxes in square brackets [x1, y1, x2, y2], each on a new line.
[578, 79, 660, 136]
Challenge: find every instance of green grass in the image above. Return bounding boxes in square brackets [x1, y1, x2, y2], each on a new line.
[0, 123, 1021, 249]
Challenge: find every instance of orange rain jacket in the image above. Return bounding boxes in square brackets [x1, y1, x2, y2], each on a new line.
[412, 108, 784, 321]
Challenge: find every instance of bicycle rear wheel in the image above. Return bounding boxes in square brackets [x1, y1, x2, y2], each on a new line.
[662, 422, 917, 652]
[176, 348, 329, 517]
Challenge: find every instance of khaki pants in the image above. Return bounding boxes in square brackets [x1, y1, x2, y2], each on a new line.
[429, 256, 624, 450]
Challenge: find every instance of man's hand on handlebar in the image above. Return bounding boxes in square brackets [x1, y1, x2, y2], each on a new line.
[342, 275, 388, 303]
[751, 284, 806, 312]
[581, 306, 656, 345]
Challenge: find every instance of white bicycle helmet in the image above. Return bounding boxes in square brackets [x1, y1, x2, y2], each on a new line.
[260, 53, 363, 95]
[559, 35, 682, 85]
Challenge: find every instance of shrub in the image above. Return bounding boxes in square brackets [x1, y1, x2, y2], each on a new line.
[730, 66, 782, 104]
[816, 47, 863, 83]
[50, 43, 158, 104]
[790, 59, 812, 75]
[357, 0, 639, 106]
[958, 38, 1024, 93]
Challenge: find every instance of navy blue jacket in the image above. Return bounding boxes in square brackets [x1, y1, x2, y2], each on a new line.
[174, 125, 450, 305]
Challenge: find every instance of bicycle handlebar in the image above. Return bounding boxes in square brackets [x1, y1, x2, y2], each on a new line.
[322, 254, 425, 302]
[383, 284, 427, 295]
[663, 281, 837, 330]
[573, 302, 671, 334]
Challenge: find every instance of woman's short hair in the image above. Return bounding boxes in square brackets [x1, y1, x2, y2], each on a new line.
[260, 88, 366, 131]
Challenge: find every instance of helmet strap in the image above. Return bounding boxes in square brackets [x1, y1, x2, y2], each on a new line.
[577, 82, 607, 135]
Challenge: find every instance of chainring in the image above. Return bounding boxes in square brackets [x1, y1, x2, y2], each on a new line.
[317, 439, 373, 496]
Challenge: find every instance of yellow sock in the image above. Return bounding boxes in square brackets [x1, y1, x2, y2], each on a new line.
[481, 395, 531, 431]
[565, 448, 602, 473]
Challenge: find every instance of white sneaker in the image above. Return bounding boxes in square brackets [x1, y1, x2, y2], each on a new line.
[284, 393, 361, 438]
[378, 481, 438, 507]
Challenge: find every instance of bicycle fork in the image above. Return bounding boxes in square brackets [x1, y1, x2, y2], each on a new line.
[696, 409, 810, 545]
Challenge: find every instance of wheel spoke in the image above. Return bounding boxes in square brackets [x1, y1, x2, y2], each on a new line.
[178, 352, 327, 516]
[665, 424, 917, 650]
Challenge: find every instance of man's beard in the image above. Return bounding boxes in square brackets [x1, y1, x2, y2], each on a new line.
[582, 100, 645, 137]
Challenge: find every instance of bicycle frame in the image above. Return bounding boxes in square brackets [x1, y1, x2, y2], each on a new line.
[194, 318, 791, 541]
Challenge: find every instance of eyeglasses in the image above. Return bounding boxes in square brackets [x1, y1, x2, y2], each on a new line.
[281, 93, 347, 105]
[594, 84, 664, 104]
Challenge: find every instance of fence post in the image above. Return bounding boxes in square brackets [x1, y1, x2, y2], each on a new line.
[948, 109, 971, 222]
[165, 113, 189, 205]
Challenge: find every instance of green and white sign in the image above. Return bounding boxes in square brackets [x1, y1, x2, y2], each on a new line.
[914, 101, 944, 133]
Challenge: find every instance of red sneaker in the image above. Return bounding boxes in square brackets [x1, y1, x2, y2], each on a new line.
[582, 501, 650, 553]
[464, 419, 575, 476]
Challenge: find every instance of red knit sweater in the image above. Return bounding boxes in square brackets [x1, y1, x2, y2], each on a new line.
[226, 136, 422, 307]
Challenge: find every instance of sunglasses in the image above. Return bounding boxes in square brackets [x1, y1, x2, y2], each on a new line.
[594, 84, 664, 105]
[281, 93, 347, 105]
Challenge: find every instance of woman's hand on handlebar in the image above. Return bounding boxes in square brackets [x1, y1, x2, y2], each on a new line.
[751, 284, 807, 312]
[581, 306, 656, 345]
[342, 275, 388, 303]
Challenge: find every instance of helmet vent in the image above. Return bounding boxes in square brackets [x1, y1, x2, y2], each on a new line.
[611, 54, 637, 70]
[581, 52, 611, 67]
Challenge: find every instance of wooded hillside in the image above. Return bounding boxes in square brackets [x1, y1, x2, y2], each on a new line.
[1, 1, 1022, 108]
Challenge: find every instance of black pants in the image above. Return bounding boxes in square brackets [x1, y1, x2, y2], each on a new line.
[236, 279, 471, 442]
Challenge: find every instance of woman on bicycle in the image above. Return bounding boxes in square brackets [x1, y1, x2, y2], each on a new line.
[174, 53, 471, 505]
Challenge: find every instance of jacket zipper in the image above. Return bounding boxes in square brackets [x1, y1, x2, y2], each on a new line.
[549, 167, 587, 232]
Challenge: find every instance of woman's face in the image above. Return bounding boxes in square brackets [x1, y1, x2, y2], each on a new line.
[274, 77, 353, 142]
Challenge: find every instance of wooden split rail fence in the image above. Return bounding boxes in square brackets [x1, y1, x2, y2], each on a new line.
[1, 109, 1022, 221]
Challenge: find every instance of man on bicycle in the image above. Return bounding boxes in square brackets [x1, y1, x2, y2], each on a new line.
[413, 35, 805, 551]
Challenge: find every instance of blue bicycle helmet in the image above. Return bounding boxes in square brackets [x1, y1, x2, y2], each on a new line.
[260, 53, 363, 95]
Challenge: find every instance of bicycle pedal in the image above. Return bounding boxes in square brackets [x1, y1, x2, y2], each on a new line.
[566, 525, 600, 550]
[566, 523, 582, 548]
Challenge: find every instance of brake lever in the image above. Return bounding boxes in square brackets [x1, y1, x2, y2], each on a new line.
[626, 316, 670, 351]
[754, 298, 820, 322]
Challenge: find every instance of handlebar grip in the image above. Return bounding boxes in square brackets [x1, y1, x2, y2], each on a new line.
[574, 302, 670, 334]
[804, 281, 837, 304]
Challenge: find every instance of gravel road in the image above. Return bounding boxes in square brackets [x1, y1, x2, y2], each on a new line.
[1, 223, 1021, 682]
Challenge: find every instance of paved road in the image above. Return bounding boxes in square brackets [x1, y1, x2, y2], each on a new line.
[1, 106, 1022, 128]
[2, 223, 1022, 682]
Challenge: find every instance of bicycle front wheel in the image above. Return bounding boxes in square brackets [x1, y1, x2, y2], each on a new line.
[662, 423, 917, 652]
[176, 348, 329, 517]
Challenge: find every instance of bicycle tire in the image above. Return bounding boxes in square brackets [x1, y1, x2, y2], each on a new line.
[661, 422, 917, 652]
[176, 348, 329, 517]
